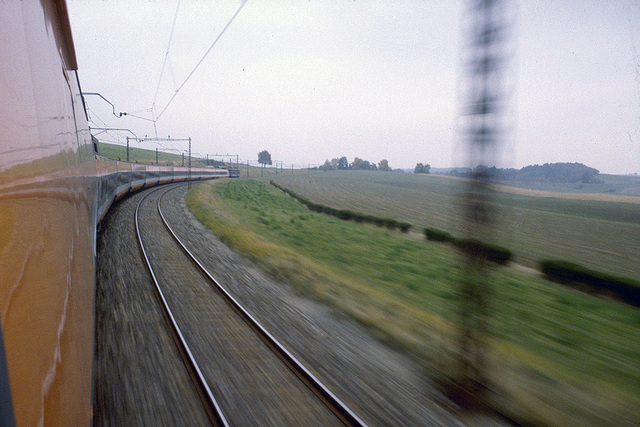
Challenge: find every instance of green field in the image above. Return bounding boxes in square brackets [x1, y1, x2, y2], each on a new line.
[187, 178, 640, 426]
[270, 171, 640, 280]
[96, 141, 224, 168]
[97, 141, 288, 178]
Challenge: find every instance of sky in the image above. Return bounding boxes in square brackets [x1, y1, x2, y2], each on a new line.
[67, 1, 640, 174]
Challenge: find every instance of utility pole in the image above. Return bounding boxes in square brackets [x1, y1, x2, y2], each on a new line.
[188, 137, 192, 189]
[247, 160, 249, 177]
[155, 148, 158, 164]
[454, 0, 514, 403]
[126, 136, 130, 162]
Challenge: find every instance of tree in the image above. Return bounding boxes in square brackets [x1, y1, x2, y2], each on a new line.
[414, 163, 431, 174]
[319, 159, 332, 171]
[258, 150, 272, 176]
[351, 157, 364, 170]
[378, 159, 390, 171]
[338, 156, 349, 170]
[362, 160, 376, 171]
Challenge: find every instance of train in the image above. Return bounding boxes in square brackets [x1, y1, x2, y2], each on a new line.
[0, 1, 227, 425]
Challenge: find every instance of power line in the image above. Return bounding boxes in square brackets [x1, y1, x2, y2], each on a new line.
[86, 106, 109, 128]
[152, 0, 181, 112]
[155, 0, 249, 121]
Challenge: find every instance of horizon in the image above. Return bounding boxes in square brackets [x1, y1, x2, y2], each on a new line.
[69, 1, 640, 175]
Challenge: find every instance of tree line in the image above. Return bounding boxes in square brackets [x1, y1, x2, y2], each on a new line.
[315, 157, 392, 171]
[447, 162, 601, 184]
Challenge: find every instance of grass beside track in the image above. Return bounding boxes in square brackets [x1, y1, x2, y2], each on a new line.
[187, 179, 640, 426]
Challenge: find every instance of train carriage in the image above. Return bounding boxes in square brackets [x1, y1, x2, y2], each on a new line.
[0, 1, 226, 424]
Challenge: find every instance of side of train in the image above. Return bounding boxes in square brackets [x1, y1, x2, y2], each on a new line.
[0, 1, 227, 424]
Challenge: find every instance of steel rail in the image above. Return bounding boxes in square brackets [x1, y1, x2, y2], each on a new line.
[158, 185, 368, 427]
[135, 186, 229, 427]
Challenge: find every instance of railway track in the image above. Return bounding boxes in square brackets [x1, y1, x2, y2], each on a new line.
[135, 184, 367, 426]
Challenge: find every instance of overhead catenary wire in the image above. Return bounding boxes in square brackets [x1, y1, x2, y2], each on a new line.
[87, 106, 109, 128]
[155, 0, 249, 121]
[152, 0, 182, 112]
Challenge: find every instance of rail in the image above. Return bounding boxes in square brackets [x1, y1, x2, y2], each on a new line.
[157, 184, 367, 427]
[135, 186, 229, 426]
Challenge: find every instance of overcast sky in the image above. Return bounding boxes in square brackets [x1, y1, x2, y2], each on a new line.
[67, 1, 640, 174]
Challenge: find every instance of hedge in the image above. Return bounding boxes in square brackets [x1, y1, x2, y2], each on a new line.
[540, 259, 640, 307]
[423, 228, 512, 265]
[424, 227, 456, 243]
[455, 238, 513, 266]
[271, 180, 412, 232]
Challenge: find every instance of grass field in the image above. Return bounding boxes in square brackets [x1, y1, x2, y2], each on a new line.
[488, 173, 640, 197]
[187, 178, 640, 426]
[97, 141, 288, 177]
[269, 171, 640, 280]
[96, 141, 224, 168]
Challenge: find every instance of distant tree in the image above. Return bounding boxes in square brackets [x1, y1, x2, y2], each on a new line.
[362, 160, 377, 171]
[378, 159, 390, 171]
[351, 157, 364, 170]
[319, 159, 332, 171]
[258, 150, 272, 176]
[414, 163, 431, 174]
[338, 156, 349, 170]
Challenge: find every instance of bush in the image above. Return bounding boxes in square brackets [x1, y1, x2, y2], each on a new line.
[336, 210, 353, 220]
[424, 228, 455, 243]
[398, 222, 412, 233]
[456, 239, 513, 265]
[540, 260, 640, 306]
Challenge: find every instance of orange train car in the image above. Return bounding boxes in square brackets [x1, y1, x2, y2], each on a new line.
[0, 1, 226, 424]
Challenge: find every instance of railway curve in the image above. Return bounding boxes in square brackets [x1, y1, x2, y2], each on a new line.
[135, 185, 353, 425]
[158, 185, 491, 426]
[94, 183, 505, 426]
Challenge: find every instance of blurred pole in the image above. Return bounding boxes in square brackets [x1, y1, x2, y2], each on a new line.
[456, 0, 514, 401]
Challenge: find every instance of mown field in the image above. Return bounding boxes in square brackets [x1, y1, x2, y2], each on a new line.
[186, 178, 640, 426]
[270, 170, 640, 280]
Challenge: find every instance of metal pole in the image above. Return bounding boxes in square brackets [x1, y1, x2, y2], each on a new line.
[247, 160, 249, 177]
[188, 137, 192, 189]
[126, 136, 130, 162]
[156, 148, 158, 164]
[455, 0, 513, 399]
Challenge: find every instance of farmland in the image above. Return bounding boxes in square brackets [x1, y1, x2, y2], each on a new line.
[270, 170, 640, 280]
[187, 177, 640, 426]
[96, 141, 224, 168]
